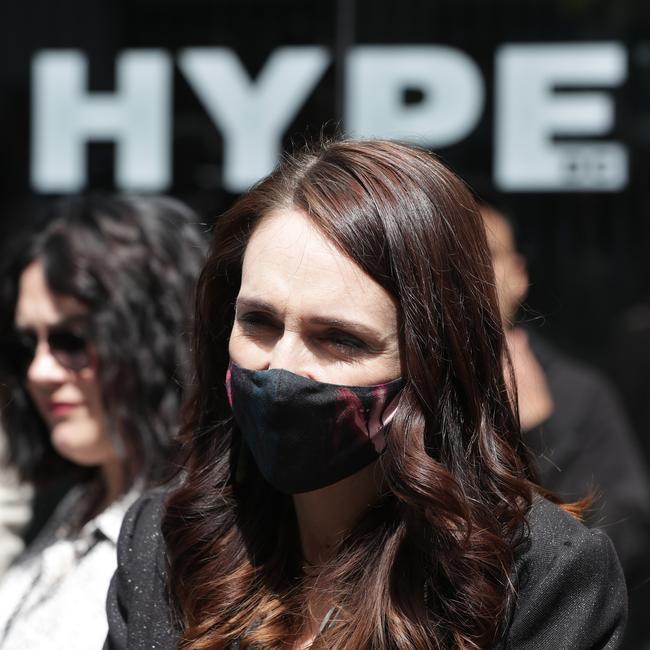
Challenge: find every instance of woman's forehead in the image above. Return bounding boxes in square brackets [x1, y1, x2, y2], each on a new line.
[14, 259, 87, 329]
[240, 207, 397, 327]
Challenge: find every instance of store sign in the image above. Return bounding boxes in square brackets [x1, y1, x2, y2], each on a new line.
[30, 42, 627, 194]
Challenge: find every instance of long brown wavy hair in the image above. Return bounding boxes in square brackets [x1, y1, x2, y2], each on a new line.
[163, 139, 538, 648]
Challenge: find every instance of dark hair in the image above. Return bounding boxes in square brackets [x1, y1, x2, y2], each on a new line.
[163, 140, 536, 648]
[0, 195, 206, 490]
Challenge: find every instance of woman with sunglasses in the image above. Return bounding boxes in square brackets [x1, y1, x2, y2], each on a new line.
[0, 195, 205, 650]
[107, 140, 626, 649]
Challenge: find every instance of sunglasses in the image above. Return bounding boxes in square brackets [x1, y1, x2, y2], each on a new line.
[1, 323, 93, 378]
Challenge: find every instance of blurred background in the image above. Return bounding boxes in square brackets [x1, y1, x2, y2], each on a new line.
[3, 0, 650, 377]
[2, 0, 650, 644]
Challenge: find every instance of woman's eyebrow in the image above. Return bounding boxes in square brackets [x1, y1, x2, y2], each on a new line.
[47, 315, 90, 333]
[14, 313, 88, 332]
[235, 297, 278, 314]
[57, 314, 88, 326]
[306, 316, 382, 340]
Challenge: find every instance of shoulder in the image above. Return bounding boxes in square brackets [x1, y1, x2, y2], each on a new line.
[111, 487, 167, 581]
[524, 495, 616, 563]
[502, 497, 627, 649]
[105, 488, 178, 650]
[117, 487, 166, 549]
[529, 333, 612, 396]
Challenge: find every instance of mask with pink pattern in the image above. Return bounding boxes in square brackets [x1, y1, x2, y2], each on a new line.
[226, 361, 403, 494]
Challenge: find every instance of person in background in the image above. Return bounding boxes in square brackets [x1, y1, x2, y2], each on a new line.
[480, 200, 650, 648]
[0, 195, 205, 650]
[107, 140, 625, 649]
[0, 426, 32, 576]
[610, 303, 650, 466]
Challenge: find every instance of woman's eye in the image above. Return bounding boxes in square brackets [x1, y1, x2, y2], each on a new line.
[237, 312, 280, 331]
[324, 332, 368, 353]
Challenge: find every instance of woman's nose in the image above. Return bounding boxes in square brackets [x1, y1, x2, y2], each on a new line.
[26, 343, 68, 386]
[267, 332, 315, 380]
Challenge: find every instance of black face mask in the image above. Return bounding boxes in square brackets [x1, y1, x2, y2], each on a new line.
[225, 362, 403, 494]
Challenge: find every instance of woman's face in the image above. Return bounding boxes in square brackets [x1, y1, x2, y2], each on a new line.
[229, 207, 401, 386]
[14, 260, 116, 467]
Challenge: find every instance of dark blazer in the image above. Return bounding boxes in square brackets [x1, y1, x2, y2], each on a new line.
[526, 333, 650, 648]
[105, 491, 627, 649]
[526, 332, 650, 582]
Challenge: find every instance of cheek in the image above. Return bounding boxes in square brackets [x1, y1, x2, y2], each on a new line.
[24, 381, 48, 419]
[385, 350, 403, 381]
[492, 261, 507, 287]
[338, 353, 402, 387]
[23, 379, 38, 402]
[75, 370, 105, 418]
[50, 417, 116, 466]
[228, 324, 267, 369]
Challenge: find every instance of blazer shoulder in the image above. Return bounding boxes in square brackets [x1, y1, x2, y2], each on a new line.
[503, 496, 627, 649]
[105, 488, 177, 650]
[117, 488, 167, 557]
[526, 495, 605, 556]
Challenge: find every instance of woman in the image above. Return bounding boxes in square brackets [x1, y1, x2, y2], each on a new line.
[0, 195, 205, 649]
[107, 140, 626, 649]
